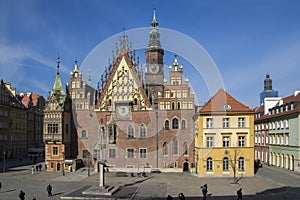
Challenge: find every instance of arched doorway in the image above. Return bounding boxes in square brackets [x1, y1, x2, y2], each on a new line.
[183, 162, 189, 172]
[57, 163, 61, 171]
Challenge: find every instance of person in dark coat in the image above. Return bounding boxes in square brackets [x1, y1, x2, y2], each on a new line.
[237, 188, 243, 200]
[178, 192, 186, 200]
[201, 183, 208, 200]
[0, 181, 2, 191]
[47, 184, 53, 196]
[18, 190, 25, 200]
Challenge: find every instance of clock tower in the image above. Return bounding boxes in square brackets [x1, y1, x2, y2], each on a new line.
[145, 8, 164, 100]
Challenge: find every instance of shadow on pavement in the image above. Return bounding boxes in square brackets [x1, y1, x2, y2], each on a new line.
[139, 186, 300, 200]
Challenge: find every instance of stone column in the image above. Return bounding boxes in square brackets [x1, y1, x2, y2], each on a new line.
[99, 162, 104, 187]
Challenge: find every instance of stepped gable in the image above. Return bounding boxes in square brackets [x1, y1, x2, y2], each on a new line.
[200, 88, 253, 115]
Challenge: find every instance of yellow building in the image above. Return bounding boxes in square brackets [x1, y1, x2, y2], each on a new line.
[195, 89, 255, 178]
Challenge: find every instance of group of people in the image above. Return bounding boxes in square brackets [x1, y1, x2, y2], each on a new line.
[17, 184, 52, 199]
[166, 184, 243, 200]
[31, 163, 43, 174]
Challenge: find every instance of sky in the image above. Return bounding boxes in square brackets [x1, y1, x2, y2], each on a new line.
[1, 0, 300, 107]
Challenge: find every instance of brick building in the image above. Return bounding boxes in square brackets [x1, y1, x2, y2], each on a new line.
[72, 9, 196, 172]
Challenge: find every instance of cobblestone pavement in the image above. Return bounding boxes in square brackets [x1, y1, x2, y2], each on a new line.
[0, 160, 299, 200]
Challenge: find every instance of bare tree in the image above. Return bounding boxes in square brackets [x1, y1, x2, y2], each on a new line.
[225, 148, 240, 184]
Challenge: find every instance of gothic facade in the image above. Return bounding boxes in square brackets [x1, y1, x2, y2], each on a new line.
[43, 59, 77, 172]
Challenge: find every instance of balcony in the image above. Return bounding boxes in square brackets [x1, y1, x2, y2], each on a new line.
[44, 134, 62, 142]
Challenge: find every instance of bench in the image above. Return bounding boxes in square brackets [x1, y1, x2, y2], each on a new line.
[116, 172, 127, 177]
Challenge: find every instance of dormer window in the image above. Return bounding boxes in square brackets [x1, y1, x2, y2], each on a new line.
[291, 103, 294, 110]
[222, 104, 231, 111]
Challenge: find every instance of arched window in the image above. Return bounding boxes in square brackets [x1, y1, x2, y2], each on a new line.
[140, 124, 146, 138]
[134, 98, 138, 105]
[163, 143, 168, 156]
[181, 120, 186, 129]
[183, 142, 188, 155]
[223, 157, 229, 171]
[172, 102, 175, 109]
[207, 157, 213, 171]
[165, 120, 170, 130]
[177, 102, 180, 109]
[173, 138, 178, 155]
[238, 157, 245, 171]
[128, 124, 134, 138]
[172, 118, 179, 129]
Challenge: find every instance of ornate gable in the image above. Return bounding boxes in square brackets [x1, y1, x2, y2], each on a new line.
[45, 94, 64, 111]
[96, 53, 150, 111]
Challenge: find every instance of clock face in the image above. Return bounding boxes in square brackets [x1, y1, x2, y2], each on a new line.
[150, 64, 159, 74]
[118, 106, 129, 117]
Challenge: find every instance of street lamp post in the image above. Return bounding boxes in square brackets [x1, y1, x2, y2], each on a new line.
[98, 122, 106, 187]
[87, 153, 90, 176]
[154, 98, 159, 168]
[62, 152, 65, 176]
[3, 150, 6, 173]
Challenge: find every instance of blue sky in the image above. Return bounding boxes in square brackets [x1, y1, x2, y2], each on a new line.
[1, 0, 300, 106]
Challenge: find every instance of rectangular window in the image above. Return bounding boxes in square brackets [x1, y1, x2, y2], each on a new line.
[206, 118, 213, 128]
[223, 136, 230, 147]
[238, 136, 245, 147]
[82, 150, 89, 158]
[139, 148, 147, 158]
[109, 149, 116, 158]
[127, 149, 134, 158]
[52, 146, 58, 155]
[238, 118, 245, 128]
[206, 137, 213, 148]
[47, 124, 58, 134]
[223, 118, 229, 128]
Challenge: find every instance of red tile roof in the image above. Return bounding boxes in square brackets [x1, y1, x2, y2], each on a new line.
[199, 89, 254, 115]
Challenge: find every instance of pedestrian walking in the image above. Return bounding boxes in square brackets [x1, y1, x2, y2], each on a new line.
[47, 183, 53, 196]
[178, 192, 186, 200]
[18, 190, 25, 200]
[0, 181, 2, 191]
[39, 163, 42, 171]
[31, 165, 34, 175]
[237, 188, 243, 200]
[201, 183, 208, 200]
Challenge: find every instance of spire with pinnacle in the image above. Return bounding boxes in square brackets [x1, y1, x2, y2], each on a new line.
[151, 8, 158, 28]
[147, 8, 163, 51]
[56, 54, 60, 75]
[52, 54, 65, 103]
[74, 58, 79, 73]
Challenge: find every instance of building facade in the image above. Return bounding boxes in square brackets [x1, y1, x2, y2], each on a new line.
[70, 10, 196, 172]
[43, 59, 77, 172]
[195, 89, 255, 177]
[18, 93, 45, 154]
[0, 80, 27, 162]
[255, 91, 300, 172]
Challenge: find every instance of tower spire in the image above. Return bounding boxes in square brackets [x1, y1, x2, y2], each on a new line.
[56, 53, 60, 75]
[147, 8, 163, 50]
[74, 58, 79, 73]
[151, 8, 158, 28]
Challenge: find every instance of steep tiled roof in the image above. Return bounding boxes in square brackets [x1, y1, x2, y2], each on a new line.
[200, 89, 254, 115]
[255, 105, 264, 113]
